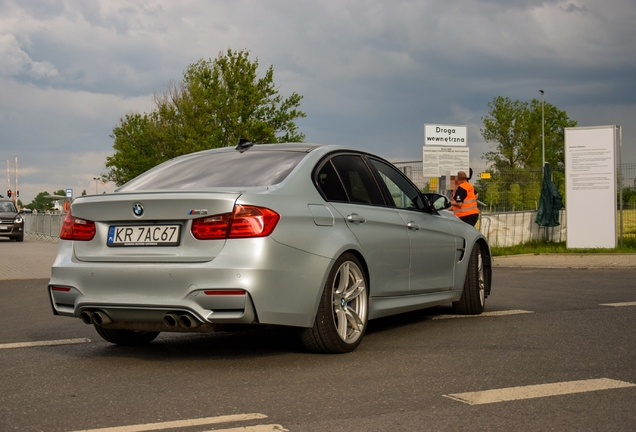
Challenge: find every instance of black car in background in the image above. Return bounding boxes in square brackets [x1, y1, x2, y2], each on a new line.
[0, 198, 24, 242]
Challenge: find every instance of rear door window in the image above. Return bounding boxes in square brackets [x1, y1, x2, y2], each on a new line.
[330, 155, 385, 205]
[315, 160, 349, 202]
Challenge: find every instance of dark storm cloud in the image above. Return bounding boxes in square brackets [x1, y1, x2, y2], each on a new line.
[0, 0, 635, 203]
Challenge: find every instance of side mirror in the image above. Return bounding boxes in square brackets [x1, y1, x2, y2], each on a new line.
[423, 193, 452, 211]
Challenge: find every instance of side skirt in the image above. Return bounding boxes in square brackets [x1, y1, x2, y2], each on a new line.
[368, 290, 462, 320]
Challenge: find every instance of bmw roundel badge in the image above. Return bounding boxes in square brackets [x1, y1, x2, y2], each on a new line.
[132, 203, 144, 217]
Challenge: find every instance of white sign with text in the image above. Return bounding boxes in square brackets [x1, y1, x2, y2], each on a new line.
[424, 124, 467, 146]
[422, 146, 470, 177]
[565, 126, 616, 248]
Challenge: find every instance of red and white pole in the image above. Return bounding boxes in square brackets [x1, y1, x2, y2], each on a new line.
[14, 156, 18, 207]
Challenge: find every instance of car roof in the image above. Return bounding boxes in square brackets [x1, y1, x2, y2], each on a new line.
[201, 143, 323, 153]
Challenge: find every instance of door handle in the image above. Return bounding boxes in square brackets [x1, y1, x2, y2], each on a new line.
[407, 222, 420, 231]
[347, 213, 366, 224]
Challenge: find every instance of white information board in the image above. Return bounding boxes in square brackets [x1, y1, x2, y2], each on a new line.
[565, 126, 616, 248]
[422, 147, 470, 177]
[424, 124, 467, 146]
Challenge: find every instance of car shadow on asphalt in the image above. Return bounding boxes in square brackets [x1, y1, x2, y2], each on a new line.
[81, 325, 306, 360]
[365, 304, 454, 336]
[74, 305, 455, 360]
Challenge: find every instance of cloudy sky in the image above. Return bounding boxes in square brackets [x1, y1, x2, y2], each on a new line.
[1, 0, 634, 204]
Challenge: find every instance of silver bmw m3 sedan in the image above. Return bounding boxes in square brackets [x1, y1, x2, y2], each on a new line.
[48, 143, 492, 353]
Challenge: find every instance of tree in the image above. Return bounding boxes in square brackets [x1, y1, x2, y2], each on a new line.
[25, 191, 53, 211]
[106, 49, 306, 185]
[24, 190, 67, 211]
[522, 181, 541, 210]
[508, 184, 522, 211]
[484, 181, 500, 212]
[81, 190, 87, 196]
[481, 96, 577, 172]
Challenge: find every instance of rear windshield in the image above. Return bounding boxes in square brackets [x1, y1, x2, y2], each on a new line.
[118, 149, 308, 191]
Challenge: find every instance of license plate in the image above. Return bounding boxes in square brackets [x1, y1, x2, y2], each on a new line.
[107, 225, 181, 247]
[0, 225, 8, 230]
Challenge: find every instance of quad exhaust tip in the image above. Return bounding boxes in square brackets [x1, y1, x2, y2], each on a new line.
[178, 314, 200, 328]
[80, 310, 112, 325]
[163, 313, 180, 328]
[80, 311, 93, 325]
[81, 310, 200, 328]
[163, 313, 200, 328]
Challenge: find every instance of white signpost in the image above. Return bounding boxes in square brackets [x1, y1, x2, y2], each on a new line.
[565, 126, 617, 248]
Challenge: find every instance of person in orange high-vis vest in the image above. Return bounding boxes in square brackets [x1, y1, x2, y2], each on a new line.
[451, 171, 479, 226]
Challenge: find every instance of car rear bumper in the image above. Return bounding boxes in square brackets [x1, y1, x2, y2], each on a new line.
[49, 238, 332, 329]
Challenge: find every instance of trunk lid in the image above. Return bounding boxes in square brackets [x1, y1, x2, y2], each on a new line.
[70, 192, 240, 263]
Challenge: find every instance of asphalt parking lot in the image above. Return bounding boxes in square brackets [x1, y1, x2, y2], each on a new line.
[1, 237, 635, 431]
[1, 237, 634, 282]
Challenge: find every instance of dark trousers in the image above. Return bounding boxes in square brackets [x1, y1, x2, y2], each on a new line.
[459, 213, 479, 227]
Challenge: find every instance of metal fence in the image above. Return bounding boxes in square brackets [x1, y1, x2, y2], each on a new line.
[392, 160, 428, 190]
[478, 209, 566, 247]
[473, 168, 561, 212]
[23, 213, 63, 243]
[392, 161, 636, 246]
[21, 202, 636, 248]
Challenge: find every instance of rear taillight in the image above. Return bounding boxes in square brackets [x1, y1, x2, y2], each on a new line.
[229, 205, 280, 238]
[191, 213, 233, 240]
[60, 211, 96, 241]
[191, 205, 280, 240]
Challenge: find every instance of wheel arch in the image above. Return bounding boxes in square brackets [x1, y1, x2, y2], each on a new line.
[475, 237, 492, 297]
[342, 248, 370, 295]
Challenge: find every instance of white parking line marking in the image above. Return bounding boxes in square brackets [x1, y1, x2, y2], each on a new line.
[203, 425, 287, 432]
[431, 309, 534, 320]
[600, 301, 636, 307]
[444, 378, 636, 405]
[0, 338, 91, 350]
[71, 413, 268, 432]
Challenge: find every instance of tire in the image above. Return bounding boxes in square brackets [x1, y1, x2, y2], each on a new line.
[94, 325, 159, 346]
[300, 253, 369, 353]
[453, 243, 486, 315]
[15, 235, 23, 242]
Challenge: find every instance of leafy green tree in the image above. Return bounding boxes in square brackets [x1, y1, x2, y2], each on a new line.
[522, 181, 541, 210]
[484, 181, 500, 212]
[26, 191, 53, 211]
[481, 96, 577, 172]
[81, 190, 87, 196]
[106, 49, 306, 186]
[106, 113, 163, 185]
[509, 184, 523, 211]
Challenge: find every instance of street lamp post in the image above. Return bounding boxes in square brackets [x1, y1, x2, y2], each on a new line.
[93, 177, 100, 194]
[539, 90, 547, 242]
[539, 90, 545, 167]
